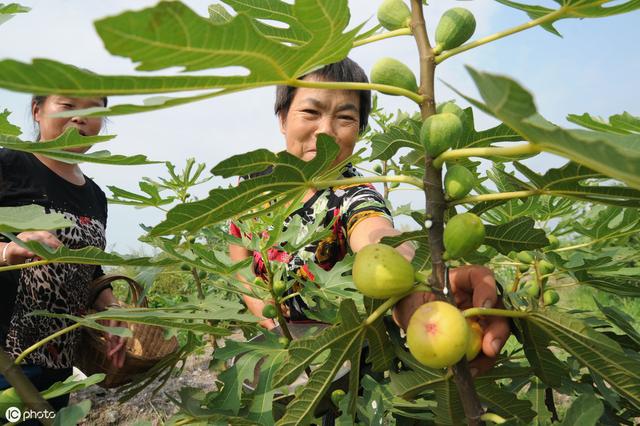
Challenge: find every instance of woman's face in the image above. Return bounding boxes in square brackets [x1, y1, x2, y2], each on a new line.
[279, 78, 360, 165]
[32, 95, 104, 152]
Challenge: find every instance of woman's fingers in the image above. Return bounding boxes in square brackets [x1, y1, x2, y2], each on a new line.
[449, 265, 498, 309]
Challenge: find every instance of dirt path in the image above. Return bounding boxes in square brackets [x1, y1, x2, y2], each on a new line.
[69, 349, 218, 425]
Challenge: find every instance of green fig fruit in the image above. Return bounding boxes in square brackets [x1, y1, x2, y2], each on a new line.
[377, 0, 411, 31]
[434, 8, 476, 54]
[420, 112, 462, 157]
[443, 212, 485, 259]
[444, 165, 476, 200]
[353, 243, 415, 299]
[371, 57, 418, 94]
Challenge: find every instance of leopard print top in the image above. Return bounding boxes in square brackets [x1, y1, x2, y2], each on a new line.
[0, 150, 107, 368]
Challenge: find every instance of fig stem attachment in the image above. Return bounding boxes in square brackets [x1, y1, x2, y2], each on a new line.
[414, 269, 432, 285]
[435, 7, 566, 64]
[433, 144, 542, 169]
[353, 27, 412, 48]
[287, 78, 424, 104]
[463, 307, 529, 319]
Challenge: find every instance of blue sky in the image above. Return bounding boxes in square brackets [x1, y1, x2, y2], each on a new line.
[1, 1, 638, 252]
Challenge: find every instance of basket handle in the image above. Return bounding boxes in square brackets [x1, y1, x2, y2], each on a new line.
[88, 274, 147, 309]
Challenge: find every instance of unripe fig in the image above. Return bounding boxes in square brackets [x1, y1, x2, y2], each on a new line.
[377, 0, 411, 31]
[278, 336, 290, 348]
[543, 289, 560, 306]
[373, 164, 383, 174]
[518, 263, 530, 273]
[436, 101, 465, 121]
[330, 389, 346, 406]
[420, 113, 462, 157]
[371, 57, 418, 94]
[352, 243, 414, 299]
[520, 280, 540, 298]
[444, 165, 476, 200]
[443, 213, 485, 259]
[198, 270, 207, 280]
[390, 181, 400, 189]
[262, 304, 277, 319]
[406, 301, 469, 368]
[180, 263, 191, 271]
[538, 260, 555, 275]
[466, 319, 483, 361]
[434, 8, 476, 53]
[272, 280, 286, 297]
[516, 251, 534, 264]
[547, 234, 559, 249]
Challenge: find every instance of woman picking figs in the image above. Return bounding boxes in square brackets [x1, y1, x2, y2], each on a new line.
[228, 58, 510, 376]
[0, 94, 126, 412]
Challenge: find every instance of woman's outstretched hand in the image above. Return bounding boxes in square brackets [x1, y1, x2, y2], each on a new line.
[393, 265, 511, 376]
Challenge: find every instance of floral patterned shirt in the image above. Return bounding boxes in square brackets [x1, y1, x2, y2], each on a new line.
[230, 165, 392, 320]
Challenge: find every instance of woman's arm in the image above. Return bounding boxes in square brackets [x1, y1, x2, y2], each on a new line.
[229, 243, 276, 330]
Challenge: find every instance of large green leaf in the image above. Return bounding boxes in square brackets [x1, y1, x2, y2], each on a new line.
[274, 300, 365, 426]
[496, 0, 640, 37]
[4, 235, 177, 268]
[572, 206, 639, 241]
[0, 2, 29, 26]
[150, 136, 342, 236]
[0, 205, 72, 232]
[0, 0, 362, 116]
[568, 111, 640, 135]
[451, 68, 640, 190]
[596, 300, 640, 348]
[560, 393, 604, 426]
[572, 271, 640, 297]
[108, 182, 175, 208]
[512, 162, 640, 208]
[484, 217, 549, 254]
[0, 109, 21, 136]
[515, 316, 568, 387]
[0, 128, 158, 165]
[525, 377, 553, 425]
[527, 309, 640, 410]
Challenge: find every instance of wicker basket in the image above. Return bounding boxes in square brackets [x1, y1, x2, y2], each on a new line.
[75, 275, 179, 388]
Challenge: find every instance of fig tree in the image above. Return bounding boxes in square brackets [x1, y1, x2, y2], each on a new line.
[444, 165, 476, 200]
[278, 336, 290, 348]
[520, 280, 540, 298]
[262, 304, 277, 319]
[272, 280, 286, 297]
[377, 0, 411, 31]
[466, 319, 483, 361]
[434, 7, 476, 53]
[443, 212, 485, 259]
[517, 251, 534, 264]
[538, 259, 555, 275]
[420, 112, 462, 157]
[406, 301, 469, 369]
[543, 289, 560, 306]
[330, 389, 346, 406]
[371, 57, 418, 94]
[352, 243, 414, 299]
[436, 101, 465, 120]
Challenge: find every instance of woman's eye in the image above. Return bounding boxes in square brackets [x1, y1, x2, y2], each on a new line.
[61, 103, 74, 109]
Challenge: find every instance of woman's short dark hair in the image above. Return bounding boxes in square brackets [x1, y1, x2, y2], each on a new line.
[274, 57, 371, 134]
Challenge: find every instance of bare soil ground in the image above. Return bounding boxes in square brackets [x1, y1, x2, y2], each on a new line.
[69, 348, 218, 425]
